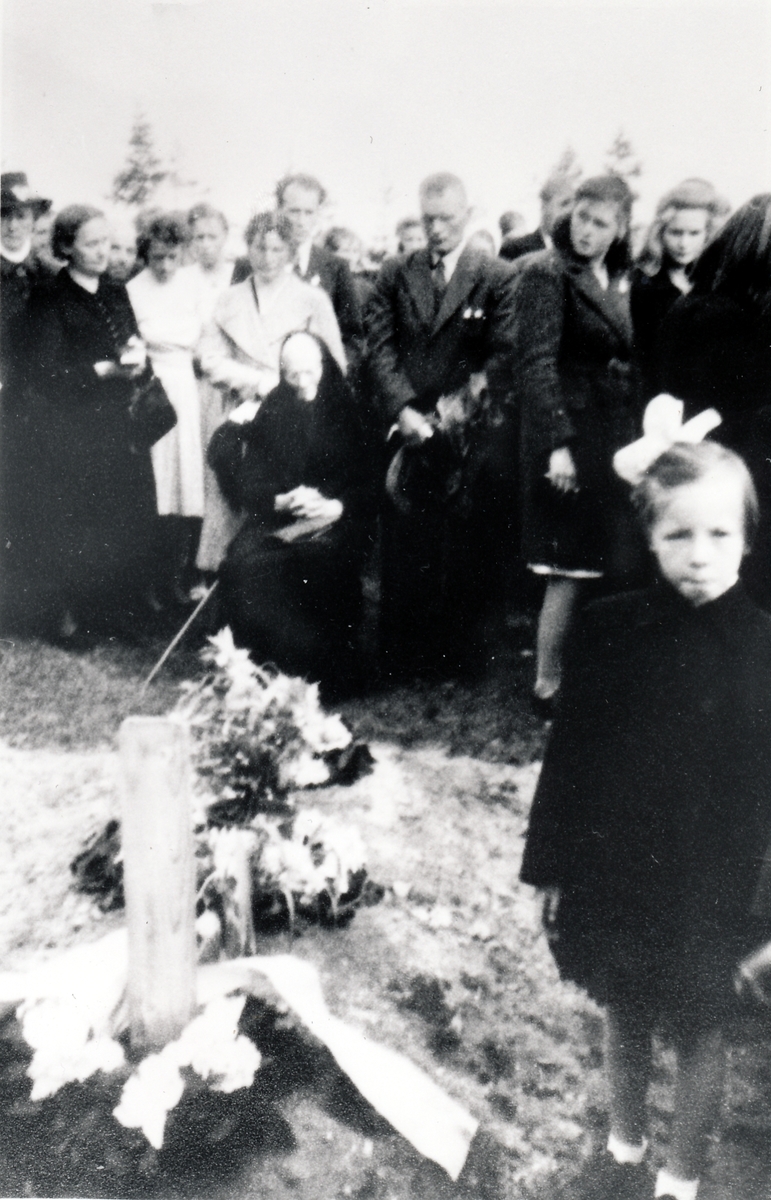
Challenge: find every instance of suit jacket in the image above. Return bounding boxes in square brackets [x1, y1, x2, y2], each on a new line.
[232, 245, 364, 363]
[499, 229, 546, 263]
[365, 246, 517, 423]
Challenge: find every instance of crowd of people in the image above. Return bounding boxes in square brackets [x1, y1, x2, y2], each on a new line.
[1, 166, 770, 699]
[3, 163, 771, 1200]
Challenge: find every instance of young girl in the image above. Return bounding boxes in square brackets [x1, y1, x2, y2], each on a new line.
[520, 440, 771, 1200]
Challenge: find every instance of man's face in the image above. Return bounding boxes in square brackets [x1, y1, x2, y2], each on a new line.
[1, 206, 34, 253]
[279, 184, 321, 247]
[191, 217, 227, 269]
[421, 186, 469, 257]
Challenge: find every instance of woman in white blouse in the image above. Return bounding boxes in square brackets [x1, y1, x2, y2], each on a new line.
[127, 213, 208, 603]
[196, 209, 345, 572]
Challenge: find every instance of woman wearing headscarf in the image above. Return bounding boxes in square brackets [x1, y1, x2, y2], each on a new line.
[209, 331, 372, 691]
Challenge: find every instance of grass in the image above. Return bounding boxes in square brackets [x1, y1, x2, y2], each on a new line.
[1, 623, 771, 1198]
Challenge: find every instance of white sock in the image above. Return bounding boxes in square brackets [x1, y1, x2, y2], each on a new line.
[655, 1167, 699, 1200]
[607, 1131, 648, 1165]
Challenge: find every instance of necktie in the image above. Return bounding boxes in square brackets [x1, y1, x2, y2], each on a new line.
[432, 255, 446, 313]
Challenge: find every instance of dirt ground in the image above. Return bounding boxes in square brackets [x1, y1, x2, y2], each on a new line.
[1, 624, 771, 1199]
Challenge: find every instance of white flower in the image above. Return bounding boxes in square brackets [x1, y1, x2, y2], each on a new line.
[113, 1048, 186, 1149]
[113, 995, 261, 1148]
[21, 996, 126, 1101]
[279, 750, 330, 789]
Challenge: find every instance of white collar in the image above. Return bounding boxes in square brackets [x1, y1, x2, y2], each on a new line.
[1, 239, 31, 264]
[295, 241, 313, 277]
[69, 267, 100, 294]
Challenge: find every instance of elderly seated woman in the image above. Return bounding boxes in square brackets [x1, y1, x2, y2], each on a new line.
[208, 331, 374, 692]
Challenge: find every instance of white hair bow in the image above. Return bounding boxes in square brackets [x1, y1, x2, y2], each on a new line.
[613, 394, 722, 486]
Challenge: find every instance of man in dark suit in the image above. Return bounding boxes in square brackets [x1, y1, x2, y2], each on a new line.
[275, 173, 365, 368]
[499, 173, 574, 262]
[367, 172, 517, 679]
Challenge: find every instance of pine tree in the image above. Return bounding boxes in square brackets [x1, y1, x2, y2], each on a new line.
[604, 130, 642, 183]
[549, 145, 583, 187]
[111, 115, 168, 207]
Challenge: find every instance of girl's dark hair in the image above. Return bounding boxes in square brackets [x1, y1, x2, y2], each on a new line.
[632, 441, 758, 546]
[244, 210, 293, 250]
[690, 193, 771, 325]
[136, 213, 188, 263]
[51, 204, 104, 262]
[570, 174, 635, 274]
[187, 202, 228, 233]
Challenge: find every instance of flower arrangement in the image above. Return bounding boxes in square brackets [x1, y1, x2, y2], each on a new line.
[177, 627, 353, 821]
[72, 628, 375, 942]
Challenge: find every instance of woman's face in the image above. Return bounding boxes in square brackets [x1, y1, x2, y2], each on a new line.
[69, 216, 109, 277]
[281, 335, 323, 402]
[570, 199, 624, 265]
[147, 241, 183, 284]
[249, 229, 292, 282]
[662, 207, 710, 268]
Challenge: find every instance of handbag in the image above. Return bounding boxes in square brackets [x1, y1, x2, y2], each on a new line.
[129, 367, 177, 448]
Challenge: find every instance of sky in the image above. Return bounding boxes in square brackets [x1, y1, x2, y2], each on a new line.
[3, 0, 770, 245]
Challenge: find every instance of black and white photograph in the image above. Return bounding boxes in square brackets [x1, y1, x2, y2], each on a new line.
[1, 1, 771, 1196]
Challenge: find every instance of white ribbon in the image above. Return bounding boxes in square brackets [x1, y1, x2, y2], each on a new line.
[613, 394, 722, 486]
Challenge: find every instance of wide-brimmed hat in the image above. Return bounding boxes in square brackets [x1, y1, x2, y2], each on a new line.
[1, 172, 51, 216]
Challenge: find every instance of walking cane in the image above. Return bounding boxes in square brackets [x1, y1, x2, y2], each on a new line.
[139, 580, 219, 697]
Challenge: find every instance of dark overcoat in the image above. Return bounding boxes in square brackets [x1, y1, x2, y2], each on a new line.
[19, 270, 156, 620]
[657, 292, 771, 606]
[211, 349, 374, 684]
[512, 224, 640, 576]
[520, 582, 771, 1031]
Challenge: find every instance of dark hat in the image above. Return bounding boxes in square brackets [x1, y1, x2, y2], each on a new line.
[1, 172, 52, 216]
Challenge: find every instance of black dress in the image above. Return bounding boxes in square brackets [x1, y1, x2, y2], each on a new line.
[210, 351, 374, 686]
[520, 582, 771, 1034]
[21, 270, 157, 626]
[513, 221, 641, 581]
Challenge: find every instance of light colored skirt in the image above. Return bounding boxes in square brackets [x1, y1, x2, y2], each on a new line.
[149, 349, 205, 518]
[196, 379, 246, 572]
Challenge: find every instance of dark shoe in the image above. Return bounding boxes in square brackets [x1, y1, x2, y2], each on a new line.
[561, 1150, 650, 1200]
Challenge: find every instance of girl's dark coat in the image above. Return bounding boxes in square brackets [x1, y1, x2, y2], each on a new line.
[209, 349, 374, 682]
[18, 270, 156, 618]
[512, 219, 640, 576]
[520, 582, 771, 1029]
